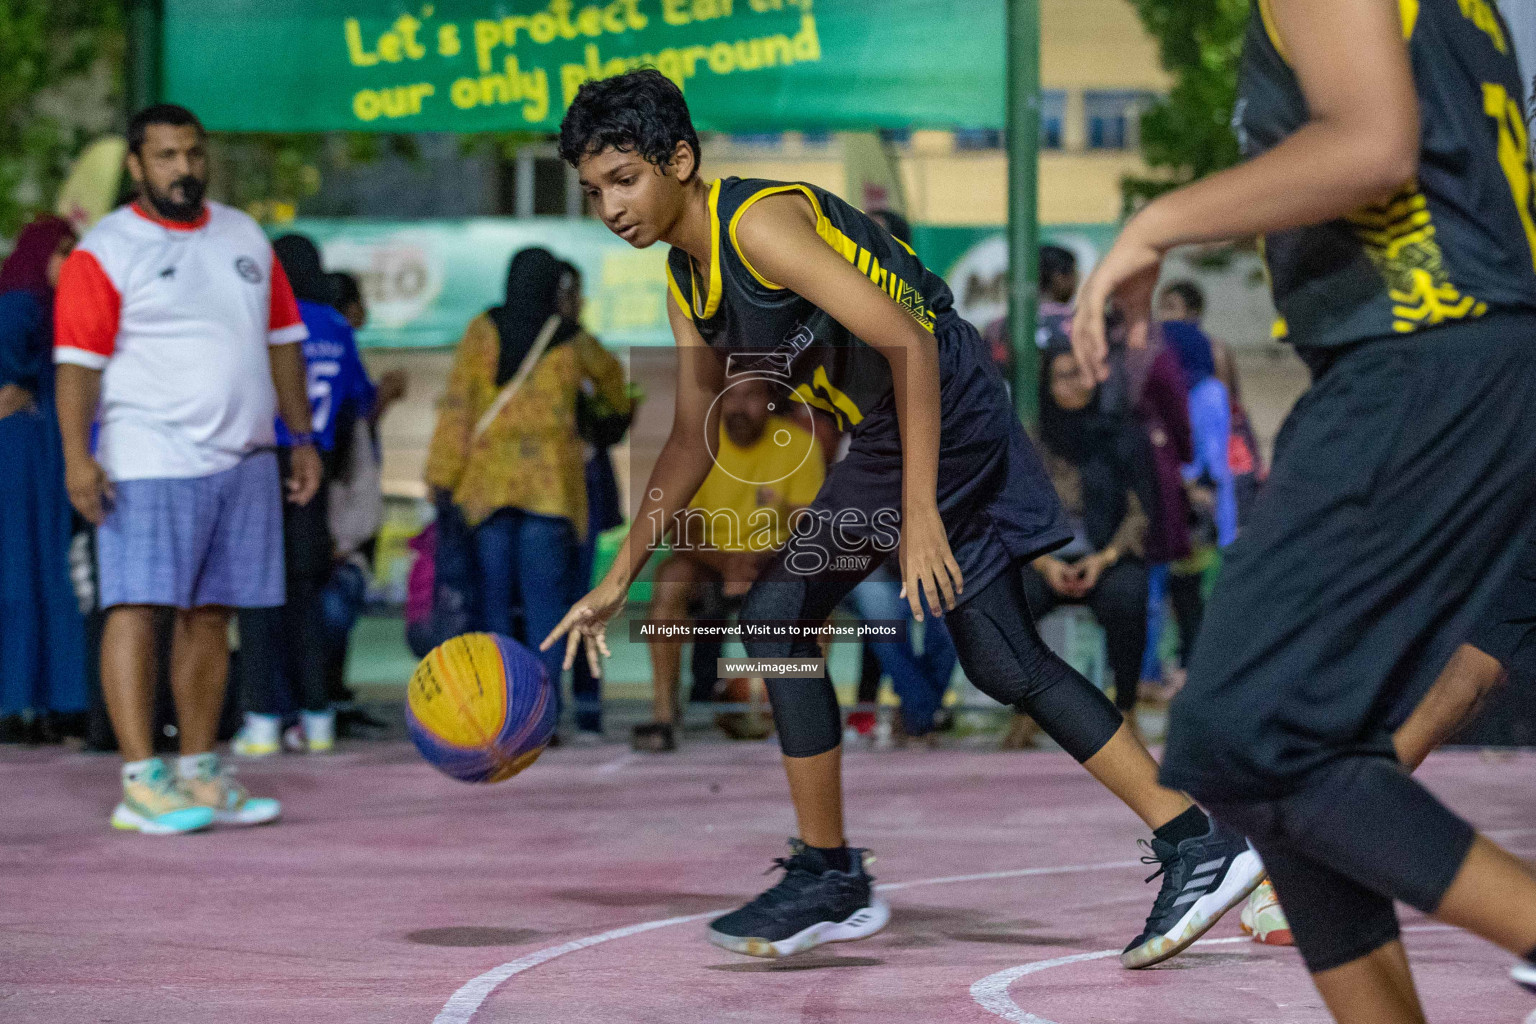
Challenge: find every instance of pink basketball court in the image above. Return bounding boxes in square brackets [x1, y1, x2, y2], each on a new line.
[4, 742, 1532, 1023]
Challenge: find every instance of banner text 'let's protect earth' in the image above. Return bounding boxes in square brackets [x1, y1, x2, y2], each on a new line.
[164, 0, 1003, 134]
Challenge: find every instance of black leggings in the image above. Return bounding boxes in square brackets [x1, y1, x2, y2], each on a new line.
[1019, 558, 1149, 712]
[1208, 756, 1476, 975]
[1169, 569, 1205, 669]
[741, 558, 1125, 762]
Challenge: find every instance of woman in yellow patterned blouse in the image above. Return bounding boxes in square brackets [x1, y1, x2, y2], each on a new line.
[425, 248, 630, 735]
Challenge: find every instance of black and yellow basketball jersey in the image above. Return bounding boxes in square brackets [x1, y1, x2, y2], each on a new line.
[1239, 0, 1536, 346]
[665, 177, 957, 430]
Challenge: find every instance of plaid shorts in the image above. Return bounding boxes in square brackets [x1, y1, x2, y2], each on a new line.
[97, 451, 285, 610]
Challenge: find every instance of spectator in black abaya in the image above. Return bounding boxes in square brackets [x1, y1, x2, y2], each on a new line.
[1023, 339, 1151, 734]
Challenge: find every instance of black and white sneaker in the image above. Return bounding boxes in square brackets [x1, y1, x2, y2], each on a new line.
[1511, 960, 1536, 995]
[1121, 820, 1265, 968]
[707, 840, 891, 958]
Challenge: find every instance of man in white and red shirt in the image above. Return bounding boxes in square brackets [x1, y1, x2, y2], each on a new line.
[53, 104, 320, 836]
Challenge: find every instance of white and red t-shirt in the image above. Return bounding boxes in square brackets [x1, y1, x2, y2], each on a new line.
[54, 200, 307, 480]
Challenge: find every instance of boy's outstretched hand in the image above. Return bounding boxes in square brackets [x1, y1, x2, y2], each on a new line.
[898, 501, 963, 622]
[542, 578, 628, 678]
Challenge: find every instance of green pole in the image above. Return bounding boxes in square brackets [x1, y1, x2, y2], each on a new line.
[1007, 0, 1041, 428]
[126, 0, 163, 116]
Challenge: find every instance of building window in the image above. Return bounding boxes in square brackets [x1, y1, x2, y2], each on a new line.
[1041, 90, 1066, 150]
[954, 128, 1003, 151]
[1085, 90, 1156, 150]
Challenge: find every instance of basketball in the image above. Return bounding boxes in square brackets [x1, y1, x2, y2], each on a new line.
[406, 633, 556, 784]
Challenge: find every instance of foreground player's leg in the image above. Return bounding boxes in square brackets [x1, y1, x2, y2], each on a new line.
[102, 605, 215, 835]
[1435, 837, 1536, 988]
[1312, 942, 1428, 1024]
[1295, 832, 1536, 1008]
[1221, 758, 1536, 1010]
[943, 566, 1263, 967]
[1244, 643, 1509, 945]
[171, 606, 280, 827]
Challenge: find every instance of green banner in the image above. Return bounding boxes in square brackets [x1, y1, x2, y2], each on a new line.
[278, 217, 675, 348]
[164, 0, 1004, 133]
[275, 217, 1116, 350]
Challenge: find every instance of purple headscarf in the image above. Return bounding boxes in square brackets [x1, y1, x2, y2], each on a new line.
[0, 215, 76, 305]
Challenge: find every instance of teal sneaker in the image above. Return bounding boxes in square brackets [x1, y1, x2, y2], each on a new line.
[110, 759, 216, 835]
[181, 754, 281, 826]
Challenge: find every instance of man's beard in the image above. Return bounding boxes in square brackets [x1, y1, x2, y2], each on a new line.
[724, 413, 765, 448]
[143, 175, 207, 222]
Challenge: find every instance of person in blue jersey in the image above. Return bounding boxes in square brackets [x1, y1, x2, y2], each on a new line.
[542, 69, 1262, 963]
[1076, 0, 1536, 1015]
[235, 234, 377, 757]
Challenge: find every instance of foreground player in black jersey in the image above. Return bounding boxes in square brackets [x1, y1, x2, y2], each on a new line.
[543, 69, 1263, 962]
[1077, 0, 1536, 1017]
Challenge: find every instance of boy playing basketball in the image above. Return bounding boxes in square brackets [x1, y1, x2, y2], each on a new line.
[544, 69, 1262, 961]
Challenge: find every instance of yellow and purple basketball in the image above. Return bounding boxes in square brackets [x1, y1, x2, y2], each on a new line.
[406, 633, 556, 783]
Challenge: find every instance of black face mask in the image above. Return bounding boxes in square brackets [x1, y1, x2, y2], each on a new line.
[144, 174, 207, 223]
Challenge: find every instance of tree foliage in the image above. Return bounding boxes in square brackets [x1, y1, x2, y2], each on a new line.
[1122, 0, 1249, 212]
[0, 0, 124, 234]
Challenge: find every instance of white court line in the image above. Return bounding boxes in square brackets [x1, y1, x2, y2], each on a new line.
[433, 913, 718, 1024]
[1488, 828, 1536, 841]
[432, 858, 1138, 1024]
[593, 753, 638, 775]
[971, 925, 1459, 1024]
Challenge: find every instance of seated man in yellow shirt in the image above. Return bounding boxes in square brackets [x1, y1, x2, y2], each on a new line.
[637, 376, 826, 751]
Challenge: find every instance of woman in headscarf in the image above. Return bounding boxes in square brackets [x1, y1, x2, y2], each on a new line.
[1113, 313, 1196, 700]
[1023, 337, 1151, 735]
[426, 247, 631, 741]
[1156, 319, 1237, 691]
[0, 215, 86, 739]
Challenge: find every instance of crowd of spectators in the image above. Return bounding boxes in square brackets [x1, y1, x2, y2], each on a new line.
[981, 248, 1266, 738]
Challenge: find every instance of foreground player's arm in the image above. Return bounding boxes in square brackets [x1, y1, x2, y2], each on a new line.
[734, 195, 961, 620]
[541, 293, 724, 673]
[1072, 0, 1419, 378]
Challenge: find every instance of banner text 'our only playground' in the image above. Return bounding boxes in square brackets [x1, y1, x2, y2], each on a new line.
[341, 0, 820, 126]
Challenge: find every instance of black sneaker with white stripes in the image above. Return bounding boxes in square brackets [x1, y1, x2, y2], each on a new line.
[707, 840, 891, 958]
[1122, 820, 1265, 968]
[1512, 960, 1536, 995]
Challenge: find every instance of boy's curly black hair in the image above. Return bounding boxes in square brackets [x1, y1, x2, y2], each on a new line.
[558, 69, 702, 178]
